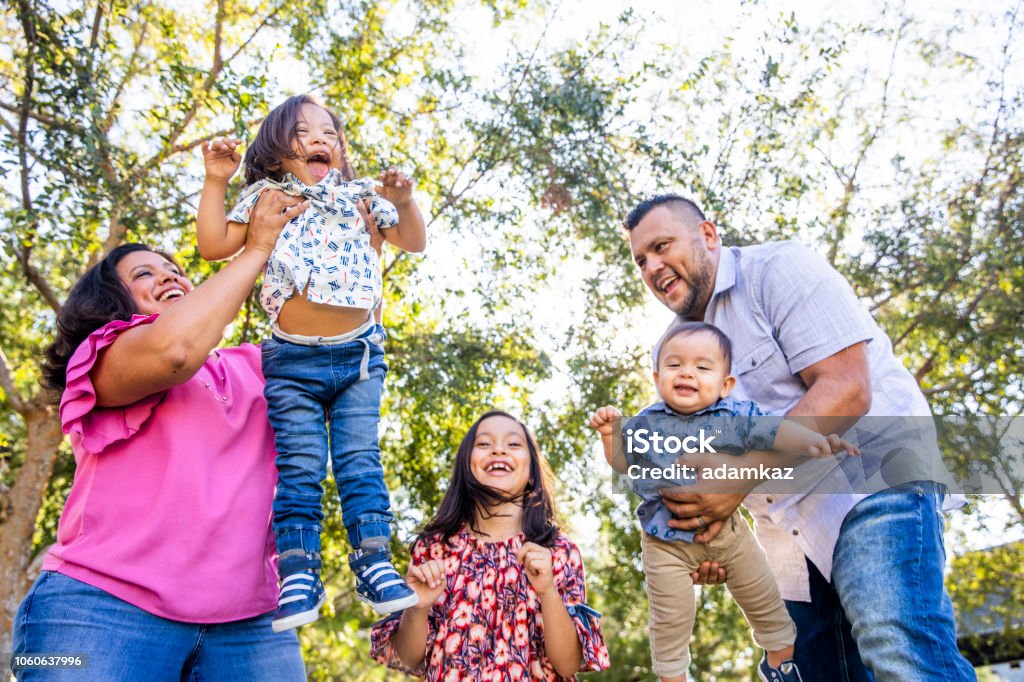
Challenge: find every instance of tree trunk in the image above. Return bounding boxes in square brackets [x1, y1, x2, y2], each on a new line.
[0, 403, 64, 652]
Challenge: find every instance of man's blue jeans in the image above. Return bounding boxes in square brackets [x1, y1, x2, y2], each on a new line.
[12, 571, 305, 681]
[262, 324, 393, 552]
[787, 482, 976, 682]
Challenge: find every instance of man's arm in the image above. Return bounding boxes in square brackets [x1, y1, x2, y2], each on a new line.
[788, 341, 871, 433]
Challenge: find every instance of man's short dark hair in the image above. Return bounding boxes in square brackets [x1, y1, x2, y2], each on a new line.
[624, 194, 707, 231]
[654, 321, 733, 373]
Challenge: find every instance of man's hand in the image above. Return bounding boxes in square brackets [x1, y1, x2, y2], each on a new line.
[358, 198, 384, 255]
[661, 490, 744, 543]
[202, 137, 242, 182]
[406, 559, 446, 612]
[517, 542, 557, 598]
[588, 406, 622, 437]
[375, 167, 415, 207]
[691, 561, 727, 585]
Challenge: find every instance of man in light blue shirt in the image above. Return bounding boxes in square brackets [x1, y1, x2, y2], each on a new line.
[624, 194, 974, 681]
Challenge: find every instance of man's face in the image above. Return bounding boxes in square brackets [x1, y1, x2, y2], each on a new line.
[629, 205, 717, 319]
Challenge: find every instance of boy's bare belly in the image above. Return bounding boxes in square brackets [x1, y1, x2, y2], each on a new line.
[276, 289, 373, 336]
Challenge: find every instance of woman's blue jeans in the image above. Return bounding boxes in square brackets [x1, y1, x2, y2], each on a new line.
[12, 571, 305, 681]
[786, 481, 976, 681]
[261, 325, 393, 552]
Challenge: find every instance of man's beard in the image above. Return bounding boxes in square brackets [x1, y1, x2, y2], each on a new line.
[672, 248, 713, 320]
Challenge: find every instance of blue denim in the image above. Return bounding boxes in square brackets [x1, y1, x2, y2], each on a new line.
[12, 571, 305, 681]
[261, 323, 393, 550]
[833, 482, 976, 681]
[788, 482, 976, 682]
[786, 558, 871, 682]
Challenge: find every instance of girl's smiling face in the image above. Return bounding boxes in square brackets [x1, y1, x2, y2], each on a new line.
[116, 250, 193, 315]
[279, 103, 344, 185]
[469, 415, 532, 497]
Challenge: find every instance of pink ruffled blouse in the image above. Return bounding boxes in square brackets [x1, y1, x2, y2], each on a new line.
[41, 314, 279, 622]
[371, 527, 610, 681]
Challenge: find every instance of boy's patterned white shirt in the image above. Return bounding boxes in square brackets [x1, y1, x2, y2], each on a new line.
[227, 169, 398, 321]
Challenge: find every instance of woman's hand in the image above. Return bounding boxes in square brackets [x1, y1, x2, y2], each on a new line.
[359, 198, 384, 256]
[406, 559, 446, 611]
[245, 189, 308, 257]
[517, 542, 556, 598]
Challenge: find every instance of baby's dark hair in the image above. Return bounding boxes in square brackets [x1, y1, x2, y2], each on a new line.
[243, 94, 353, 185]
[654, 321, 733, 373]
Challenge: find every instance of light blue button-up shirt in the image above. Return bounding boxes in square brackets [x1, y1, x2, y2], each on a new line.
[657, 241, 957, 601]
[628, 397, 781, 543]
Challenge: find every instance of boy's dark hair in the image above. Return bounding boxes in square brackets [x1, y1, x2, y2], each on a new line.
[654, 321, 733, 373]
[243, 94, 353, 185]
[41, 243, 179, 398]
[624, 194, 706, 231]
[420, 411, 560, 548]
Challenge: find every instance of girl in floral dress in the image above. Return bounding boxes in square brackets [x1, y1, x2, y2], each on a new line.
[370, 411, 610, 681]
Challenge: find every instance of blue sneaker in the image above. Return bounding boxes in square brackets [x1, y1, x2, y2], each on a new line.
[271, 549, 327, 633]
[758, 656, 803, 682]
[349, 546, 419, 614]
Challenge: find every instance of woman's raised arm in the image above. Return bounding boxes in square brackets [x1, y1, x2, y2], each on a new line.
[91, 191, 307, 407]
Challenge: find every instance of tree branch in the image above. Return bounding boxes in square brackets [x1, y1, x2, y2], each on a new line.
[0, 348, 28, 415]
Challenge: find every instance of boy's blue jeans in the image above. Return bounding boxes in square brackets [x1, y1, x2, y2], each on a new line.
[261, 323, 393, 555]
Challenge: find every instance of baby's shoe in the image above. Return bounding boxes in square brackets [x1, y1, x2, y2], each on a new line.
[349, 540, 419, 615]
[271, 548, 327, 633]
[757, 656, 803, 682]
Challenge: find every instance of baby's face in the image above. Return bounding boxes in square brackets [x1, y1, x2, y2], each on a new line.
[280, 103, 345, 185]
[654, 330, 735, 414]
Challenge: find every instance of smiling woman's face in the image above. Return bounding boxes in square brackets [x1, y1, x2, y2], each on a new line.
[116, 250, 193, 315]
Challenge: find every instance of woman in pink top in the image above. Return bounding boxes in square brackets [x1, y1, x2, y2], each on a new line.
[12, 190, 312, 681]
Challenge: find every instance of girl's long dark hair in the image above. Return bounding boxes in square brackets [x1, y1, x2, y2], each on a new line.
[41, 243, 167, 397]
[421, 411, 560, 548]
[243, 94, 354, 186]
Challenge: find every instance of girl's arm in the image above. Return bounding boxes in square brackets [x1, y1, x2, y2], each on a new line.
[518, 543, 584, 677]
[196, 138, 249, 260]
[376, 168, 427, 253]
[93, 191, 308, 407]
[392, 558, 446, 670]
[537, 589, 584, 676]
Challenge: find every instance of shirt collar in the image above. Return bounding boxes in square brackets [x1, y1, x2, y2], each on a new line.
[644, 397, 734, 418]
[709, 244, 737, 304]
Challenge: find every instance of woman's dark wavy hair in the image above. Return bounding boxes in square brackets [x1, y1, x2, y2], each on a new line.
[243, 94, 353, 186]
[421, 411, 560, 548]
[41, 243, 176, 398]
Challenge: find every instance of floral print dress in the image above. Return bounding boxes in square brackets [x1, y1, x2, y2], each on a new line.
[370, 527, 610, 681]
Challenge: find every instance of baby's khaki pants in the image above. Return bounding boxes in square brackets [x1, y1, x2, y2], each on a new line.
[642, 510, 796, 679]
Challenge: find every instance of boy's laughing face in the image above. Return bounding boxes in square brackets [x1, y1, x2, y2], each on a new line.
[280, 103, 344, 186]
[654, 330, 735, 415]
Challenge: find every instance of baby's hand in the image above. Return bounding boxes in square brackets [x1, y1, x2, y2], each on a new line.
[375, 167, 415, 207]
[807, 433, 861, 458]
[588, 406, 623, 437]
[202, 137, 242, 182]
